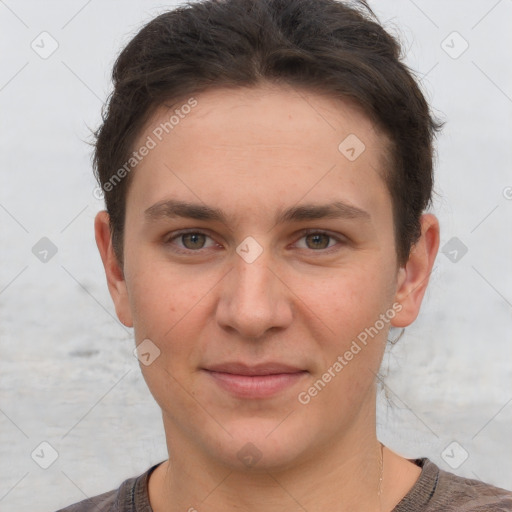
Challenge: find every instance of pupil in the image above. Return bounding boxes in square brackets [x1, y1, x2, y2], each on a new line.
[307, 234, 329, 249]
[183, 233, 205, 249]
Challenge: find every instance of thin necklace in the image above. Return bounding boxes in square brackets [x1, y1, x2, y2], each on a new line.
[378, 442, 384, 497]
[377, 441, 384, 512]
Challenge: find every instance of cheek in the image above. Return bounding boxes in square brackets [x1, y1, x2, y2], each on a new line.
[126, 249, 193, 326]
[295, 268, 392, 422]
[125, 255, 219, 364]
[125, 261, 211, 415]
[304, 263, 395, 341]
[295, 262, 396, 412]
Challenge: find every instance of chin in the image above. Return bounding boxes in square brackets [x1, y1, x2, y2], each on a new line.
[202, 416, 317, 472]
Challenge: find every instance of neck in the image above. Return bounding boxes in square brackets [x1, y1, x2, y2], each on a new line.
[150, 407, 386, 512]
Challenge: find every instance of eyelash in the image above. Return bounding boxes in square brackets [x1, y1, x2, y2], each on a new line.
[164, 228, 346, 255]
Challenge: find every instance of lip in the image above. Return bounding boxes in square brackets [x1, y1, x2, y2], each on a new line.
[204, 362, 305, 376]
[202, 362, 308, 399]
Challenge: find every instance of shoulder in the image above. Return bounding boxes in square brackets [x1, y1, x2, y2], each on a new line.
[394, 458, 512, 512]
[56, 486, 119, 512]
[55, 461, 163, 512]
[434, 461, 512, 511]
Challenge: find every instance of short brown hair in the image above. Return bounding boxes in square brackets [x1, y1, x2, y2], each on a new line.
[93, 0, 443, 267]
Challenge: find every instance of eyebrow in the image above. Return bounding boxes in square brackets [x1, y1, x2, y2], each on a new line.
[144, 199, 371, 225]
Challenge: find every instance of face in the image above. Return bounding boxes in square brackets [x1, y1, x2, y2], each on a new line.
[96, 84, 438, 471]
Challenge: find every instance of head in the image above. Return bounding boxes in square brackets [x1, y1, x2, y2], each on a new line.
[94, 0, 441, 471]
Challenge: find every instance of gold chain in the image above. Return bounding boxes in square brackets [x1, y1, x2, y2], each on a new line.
[378, 442, 384, 497]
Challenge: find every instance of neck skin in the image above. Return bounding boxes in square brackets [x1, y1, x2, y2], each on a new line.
[148, 392, 421, 512]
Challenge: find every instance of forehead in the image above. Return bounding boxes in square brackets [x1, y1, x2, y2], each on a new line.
[140, 84, 385, 149]
[127, 84, 392, 216]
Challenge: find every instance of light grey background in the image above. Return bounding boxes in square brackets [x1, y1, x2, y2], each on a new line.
[1, 0, 511, 510]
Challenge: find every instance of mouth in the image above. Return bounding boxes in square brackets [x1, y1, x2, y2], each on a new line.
[202, 362, 308, 399]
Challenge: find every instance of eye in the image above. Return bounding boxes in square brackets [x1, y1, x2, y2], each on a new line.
[294, 230, 344, 251]
[165, 230, 218, 253]
[164, 229, 345, 255]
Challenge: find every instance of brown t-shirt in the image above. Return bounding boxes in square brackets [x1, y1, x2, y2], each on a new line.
[56, 458, 512, 511]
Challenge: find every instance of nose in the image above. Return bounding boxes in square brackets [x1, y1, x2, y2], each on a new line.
[215, 247, 293, 340]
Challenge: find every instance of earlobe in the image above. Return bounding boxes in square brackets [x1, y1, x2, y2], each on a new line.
[391, 213, 440, 328]
[94, 210, 134, 328]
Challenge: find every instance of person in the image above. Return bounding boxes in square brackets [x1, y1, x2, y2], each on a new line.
[58, 0, 512, 510]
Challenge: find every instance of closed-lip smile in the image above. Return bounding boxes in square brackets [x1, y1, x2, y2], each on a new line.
[202, 362, 308, 398]
[204, 361, 307, 376]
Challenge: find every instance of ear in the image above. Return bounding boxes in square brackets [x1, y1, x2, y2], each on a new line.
[94, 210, 133, 328]
[391, 213, 440, 327]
